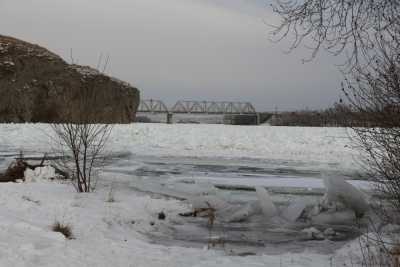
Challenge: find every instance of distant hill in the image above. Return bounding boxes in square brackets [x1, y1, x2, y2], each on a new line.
[0, 35, 140, 123]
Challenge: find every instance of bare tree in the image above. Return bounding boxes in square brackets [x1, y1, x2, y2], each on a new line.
[52, 124, 111, 193]
[271, 0, 400, 204]
[51, 79, 112, 193]
[270, 0, 400, 68]
[271, 1, 400, 264]
[343, 35, 400, 213]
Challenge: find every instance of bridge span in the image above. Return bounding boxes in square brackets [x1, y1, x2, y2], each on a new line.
[138, 100, 256, 114]
[137, 99, 262, 124]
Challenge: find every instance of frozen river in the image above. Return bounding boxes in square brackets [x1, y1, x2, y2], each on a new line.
[103, 152, 366, 196]
[100, 153, 365, 255]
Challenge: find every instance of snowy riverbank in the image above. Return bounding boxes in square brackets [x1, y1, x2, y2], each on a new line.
[0, 175, 367, 267]
[0, 123, 372, 266]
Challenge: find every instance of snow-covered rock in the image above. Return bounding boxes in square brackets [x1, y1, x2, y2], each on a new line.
[323, 176, 369, 217]
[24, 166, 57, 182]
[255, 186, 277, 219]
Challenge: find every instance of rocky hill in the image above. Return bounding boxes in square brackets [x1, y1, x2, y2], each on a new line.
[0, 35, 140, 123]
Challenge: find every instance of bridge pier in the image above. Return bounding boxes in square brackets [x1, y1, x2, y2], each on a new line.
[223, 114, 259, 125]
[166, 113, 173, 124]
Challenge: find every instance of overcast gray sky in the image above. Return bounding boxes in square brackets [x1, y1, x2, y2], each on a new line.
[0, 0, 343, 111]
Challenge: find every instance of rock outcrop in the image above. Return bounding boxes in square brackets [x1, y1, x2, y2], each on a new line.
[0, 35, 140, 123]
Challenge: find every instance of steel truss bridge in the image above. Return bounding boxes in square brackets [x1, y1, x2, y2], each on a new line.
[138, 99, 257, 114]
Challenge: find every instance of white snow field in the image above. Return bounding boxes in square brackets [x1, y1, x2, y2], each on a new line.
[0, 123, 370, 266]
[0, 123, 359, 171]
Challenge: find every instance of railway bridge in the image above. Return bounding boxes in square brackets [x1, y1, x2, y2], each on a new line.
[137, 99, 271, 124]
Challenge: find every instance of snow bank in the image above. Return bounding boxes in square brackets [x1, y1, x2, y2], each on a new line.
[0, 176, 352, 267]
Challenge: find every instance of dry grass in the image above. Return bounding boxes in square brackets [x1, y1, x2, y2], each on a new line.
[52, 221, 73, 239]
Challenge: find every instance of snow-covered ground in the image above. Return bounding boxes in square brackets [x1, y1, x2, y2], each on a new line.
[0, 123, 371, 266]
[0, 174, 367, 267]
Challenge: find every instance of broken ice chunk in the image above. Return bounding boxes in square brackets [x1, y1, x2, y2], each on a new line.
[282, 199, 310, 222]
[323, 176, 369, 217]
[255, 186, 277, 219]
[225, 202, 260, 223]
[187, 195, 229, 211]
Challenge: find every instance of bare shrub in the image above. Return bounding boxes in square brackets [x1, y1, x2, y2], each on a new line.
[52, 123, 111, 193]
[342, 52, 400, 263]
[359, 240, 392, 266]
[271, 0, 400, 213]
[48, 54, 114, 192]
[342, 37, 400, 213]
[52, 221, 73, 239]
[270, 1, 400, 265]
[51, 81, 112, 193]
